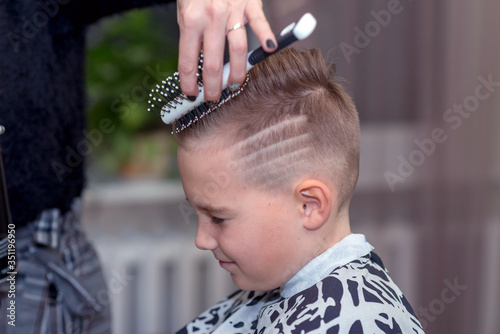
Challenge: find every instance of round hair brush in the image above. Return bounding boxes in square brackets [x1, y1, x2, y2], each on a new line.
[148, 13, 317, 133]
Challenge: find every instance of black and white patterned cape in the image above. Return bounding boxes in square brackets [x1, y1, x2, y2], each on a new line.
[176, 234, 424, 334]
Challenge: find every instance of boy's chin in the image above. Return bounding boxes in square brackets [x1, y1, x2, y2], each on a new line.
[232, 275, 280, 292]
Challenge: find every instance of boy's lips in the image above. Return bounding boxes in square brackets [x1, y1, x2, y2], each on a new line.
[218, 260, 235, 270]
[215, 255, 236, 269]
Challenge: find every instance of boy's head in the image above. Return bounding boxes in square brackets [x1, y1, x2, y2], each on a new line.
[176, 48, 359, 209]
[176, 48, 360, 291]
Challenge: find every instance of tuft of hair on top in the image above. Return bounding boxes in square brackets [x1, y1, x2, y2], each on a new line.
[175, 48, 360, 211]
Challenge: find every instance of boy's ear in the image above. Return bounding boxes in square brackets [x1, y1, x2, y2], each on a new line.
[295, 179, 335, 230]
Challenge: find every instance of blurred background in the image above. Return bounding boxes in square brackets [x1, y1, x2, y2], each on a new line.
[82, 1, 500, 333]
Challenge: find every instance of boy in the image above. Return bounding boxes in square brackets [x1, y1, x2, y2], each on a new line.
[174, 48, 424, 333]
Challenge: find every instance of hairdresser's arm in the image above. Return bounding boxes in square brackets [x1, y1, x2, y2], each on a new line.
[177, 0, 277, 101]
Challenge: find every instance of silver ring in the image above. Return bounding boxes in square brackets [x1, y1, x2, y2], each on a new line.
[227, 22, 245, 34]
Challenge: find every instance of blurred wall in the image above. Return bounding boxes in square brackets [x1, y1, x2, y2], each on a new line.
[262, 1, 500, 333]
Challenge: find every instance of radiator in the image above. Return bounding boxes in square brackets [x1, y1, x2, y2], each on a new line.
[94, 237, 236, 334]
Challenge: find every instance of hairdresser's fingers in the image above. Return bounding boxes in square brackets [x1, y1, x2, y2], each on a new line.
[245, 0, 276, 53]
[226, 18, 249, 89]
[202, 10, 228, 101]
[177, 0, 205, 98]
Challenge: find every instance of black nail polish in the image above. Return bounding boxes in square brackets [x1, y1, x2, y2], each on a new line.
[187, 95, 197, 102]
[266, 39, 276, 49]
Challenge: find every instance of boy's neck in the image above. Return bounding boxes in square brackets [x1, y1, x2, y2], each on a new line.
[310, 206, 352, 260]
[330, 207, 352, 245]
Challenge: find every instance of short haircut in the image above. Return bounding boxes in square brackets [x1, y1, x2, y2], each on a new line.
[175, 48, 360, 209]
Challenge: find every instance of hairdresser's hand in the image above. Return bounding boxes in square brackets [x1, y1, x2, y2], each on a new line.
[177, 0, 277, 101]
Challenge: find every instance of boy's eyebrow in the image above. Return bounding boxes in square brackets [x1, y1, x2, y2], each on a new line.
[186, 199, 231, 215]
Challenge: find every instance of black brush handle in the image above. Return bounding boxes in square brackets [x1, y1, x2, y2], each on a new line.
[247, 29, 299, 65]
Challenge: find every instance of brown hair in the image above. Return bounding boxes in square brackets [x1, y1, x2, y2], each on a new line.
[176, 48, 360, 209]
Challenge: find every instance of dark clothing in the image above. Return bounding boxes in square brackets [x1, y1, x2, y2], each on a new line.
[0, 0, 173, 226]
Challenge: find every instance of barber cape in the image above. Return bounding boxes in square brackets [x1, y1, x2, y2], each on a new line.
[176, 234, 424, 334]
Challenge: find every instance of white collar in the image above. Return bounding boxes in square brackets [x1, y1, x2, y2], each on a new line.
[280, 233, 374, 298]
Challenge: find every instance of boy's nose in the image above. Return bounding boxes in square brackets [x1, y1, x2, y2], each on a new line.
[195, 220, 218, 251]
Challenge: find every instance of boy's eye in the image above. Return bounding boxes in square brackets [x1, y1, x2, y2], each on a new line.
[211, 216, 225, 224]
